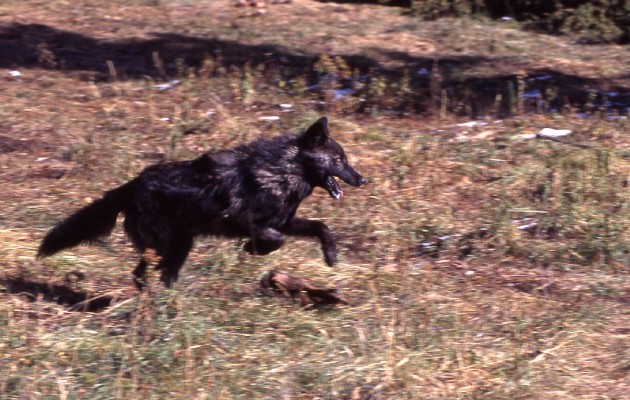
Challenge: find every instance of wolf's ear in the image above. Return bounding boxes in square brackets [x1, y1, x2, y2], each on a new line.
[299, 117, 330, 148]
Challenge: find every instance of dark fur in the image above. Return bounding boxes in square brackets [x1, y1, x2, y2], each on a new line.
[38, 117, 365, 288]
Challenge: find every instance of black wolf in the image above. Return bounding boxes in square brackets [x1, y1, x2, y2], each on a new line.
[37, 117, 366, 288]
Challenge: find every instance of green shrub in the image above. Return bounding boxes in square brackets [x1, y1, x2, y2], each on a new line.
[407, 0, 629, 43]
[554, 1, 629, 43]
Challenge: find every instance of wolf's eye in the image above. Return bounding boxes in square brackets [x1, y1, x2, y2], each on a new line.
[335, 157, 342, 163]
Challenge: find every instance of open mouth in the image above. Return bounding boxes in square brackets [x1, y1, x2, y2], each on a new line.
[324, 176, 343, 200]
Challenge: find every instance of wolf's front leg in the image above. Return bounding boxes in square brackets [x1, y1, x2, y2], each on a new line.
[281, 217, 337, 266]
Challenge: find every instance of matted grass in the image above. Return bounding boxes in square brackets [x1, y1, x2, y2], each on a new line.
[0, 1, 628, 399]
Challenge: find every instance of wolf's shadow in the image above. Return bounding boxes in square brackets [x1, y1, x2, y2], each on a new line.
[1, 274, 116, 312]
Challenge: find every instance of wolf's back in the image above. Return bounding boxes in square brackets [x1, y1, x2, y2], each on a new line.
[37, 183, 131, 258]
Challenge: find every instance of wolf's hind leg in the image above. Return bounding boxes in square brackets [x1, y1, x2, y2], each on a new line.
[156, 235, 193, 288]
[244, 227, 285, 255]
[280, 217, 337, 266]
[132, 259, 148, 290]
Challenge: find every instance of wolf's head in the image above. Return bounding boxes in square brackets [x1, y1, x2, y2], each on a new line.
[298, 117, 366, 199]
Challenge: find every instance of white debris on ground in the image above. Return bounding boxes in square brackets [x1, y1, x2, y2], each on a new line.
[537, 128, 572, 138]
[155, 80, 181, 91]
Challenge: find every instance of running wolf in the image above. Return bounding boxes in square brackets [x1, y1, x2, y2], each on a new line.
[37, 117, 366, 288]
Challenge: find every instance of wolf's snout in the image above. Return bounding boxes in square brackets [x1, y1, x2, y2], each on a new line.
[349, 176, 366, 187]
[343, 171, 366, 187]
[350, 171, 366, 187]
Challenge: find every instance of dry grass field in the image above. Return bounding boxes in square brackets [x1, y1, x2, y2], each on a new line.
[0, 1, 628, 398]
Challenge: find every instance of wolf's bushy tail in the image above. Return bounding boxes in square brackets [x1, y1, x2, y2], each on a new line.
[37, 184, 130, 258]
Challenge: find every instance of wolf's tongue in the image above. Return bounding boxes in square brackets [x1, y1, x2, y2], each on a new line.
[325, 176, 343, 200]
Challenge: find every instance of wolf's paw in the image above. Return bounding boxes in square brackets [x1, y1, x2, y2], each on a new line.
[244, 239, 256, 254]
[133, 276, 147, 291]
[244, 239, 282, 255]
